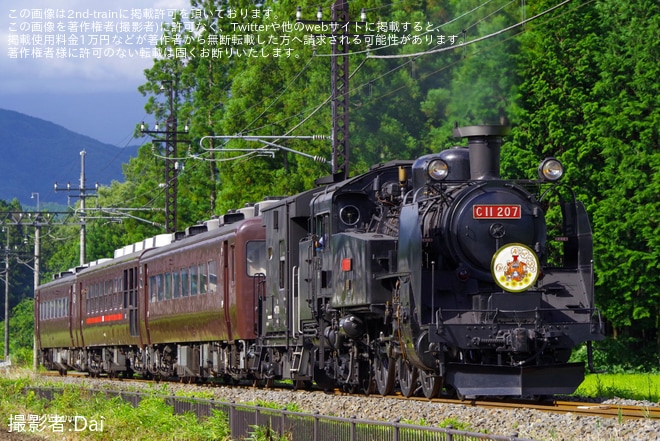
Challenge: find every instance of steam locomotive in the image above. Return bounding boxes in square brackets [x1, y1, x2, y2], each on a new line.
[36, 125, 603, 398]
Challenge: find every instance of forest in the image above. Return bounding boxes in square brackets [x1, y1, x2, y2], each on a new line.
[1, 0, 658, 370]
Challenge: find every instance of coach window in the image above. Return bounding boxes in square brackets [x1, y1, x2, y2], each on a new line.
[118, 277, 123, 309]
[173, 271, 181, 299]
[105, 280, 111, 311]
[246, 241, 267, 276]
[181, 268, 190, 297]
[112, 278, 116, 309]
[190, 265, 198, 296]
[157, 274, 164, 301]
[199, 263, 208, 294]
[114, 278, 120, 309]
[165, 272, 172, 300]
[208, 261, 217, 294]
[149, 275, 156, 303]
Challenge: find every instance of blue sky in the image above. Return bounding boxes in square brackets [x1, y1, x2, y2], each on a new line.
[1, 0, 188, 145]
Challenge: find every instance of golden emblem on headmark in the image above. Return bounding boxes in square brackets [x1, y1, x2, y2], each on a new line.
[491, 243, 540, 292]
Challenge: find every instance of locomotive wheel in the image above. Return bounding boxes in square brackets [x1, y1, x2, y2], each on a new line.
[264, 376, 274, 389]
[419, 370, 442, 399]
[293, 379, 313, 391]
[360, 358, 375, 396]
[397, 357, 418, 398]
[373, 354, 395, 396]
[443, 384, 467, 401]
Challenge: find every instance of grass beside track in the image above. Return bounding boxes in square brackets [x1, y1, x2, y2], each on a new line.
[2, 368, 660, 440]
[0, 373, 233, 441]
[574, 373, 660, 402]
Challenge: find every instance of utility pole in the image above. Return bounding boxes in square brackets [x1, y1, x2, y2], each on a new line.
[54, 150, 98, 266]
[331, 0, 350, 180]
[31, 192, 40, 370]
[141, 81, 190, 234]
[2, 228, 8, 360]
[297, 2, 366, 180]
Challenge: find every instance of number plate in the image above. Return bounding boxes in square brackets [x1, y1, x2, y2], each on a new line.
[473, 204, 521, 219]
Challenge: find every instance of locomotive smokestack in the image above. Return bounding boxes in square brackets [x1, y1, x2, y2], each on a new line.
[453, 125, 510, 180]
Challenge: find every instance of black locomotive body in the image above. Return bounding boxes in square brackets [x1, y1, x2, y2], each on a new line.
[256, 125, 602, 397]
[36, 125, 603, 398]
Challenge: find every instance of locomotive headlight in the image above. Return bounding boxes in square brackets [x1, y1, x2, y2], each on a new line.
[428, 159, 449, 181]
[538, 157, 564, 182]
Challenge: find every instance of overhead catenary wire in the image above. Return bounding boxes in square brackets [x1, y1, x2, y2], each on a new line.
[245, 0, 519, 136]
[309, 0, 500, 57]
[163, 0, 575, 170]
[368, 0, 574, 59]
[197, 0, 504, 151]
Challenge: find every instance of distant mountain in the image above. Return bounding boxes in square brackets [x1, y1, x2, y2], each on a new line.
[0, 109, 140, 207]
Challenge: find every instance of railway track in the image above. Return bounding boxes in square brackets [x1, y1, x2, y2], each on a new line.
[40, 371, 659, 421]
[423, 396, 660, 420]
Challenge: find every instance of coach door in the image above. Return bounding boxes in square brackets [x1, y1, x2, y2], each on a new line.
[125, 267, 139, 338]
[73, 283, 84, 347]
[222, 240, 233, 340]
[138, 264, 151, 346]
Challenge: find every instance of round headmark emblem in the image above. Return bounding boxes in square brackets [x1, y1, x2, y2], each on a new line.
[491, 243, 540, 292]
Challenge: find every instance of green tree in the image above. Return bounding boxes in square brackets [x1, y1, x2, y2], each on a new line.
[0, 199, 35, 314]
[586, 0, 660, 352]
[512, 0, 660, 367]
[0, 298, 34, 365]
